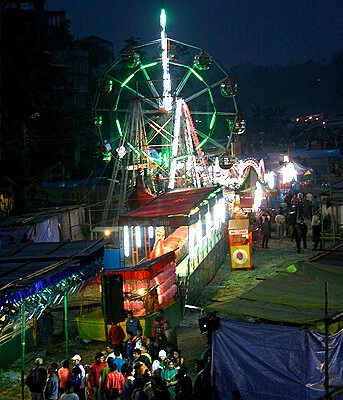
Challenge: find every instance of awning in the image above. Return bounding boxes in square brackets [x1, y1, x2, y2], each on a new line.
[119, 186, 222, 227]
[0, 239, 105, 307]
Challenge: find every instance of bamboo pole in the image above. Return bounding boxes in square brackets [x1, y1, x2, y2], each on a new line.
[64, 292, 69, 360]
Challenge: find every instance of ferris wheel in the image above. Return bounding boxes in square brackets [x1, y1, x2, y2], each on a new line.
[92, 9, 245, 224]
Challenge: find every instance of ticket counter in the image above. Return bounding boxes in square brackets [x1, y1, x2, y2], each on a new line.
[228, 219, 253, 270]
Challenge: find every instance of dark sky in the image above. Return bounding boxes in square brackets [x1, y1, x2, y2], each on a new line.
[47, 0, 343, 68]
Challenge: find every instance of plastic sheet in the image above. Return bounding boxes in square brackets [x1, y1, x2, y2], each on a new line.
[212, 319, 343, 400]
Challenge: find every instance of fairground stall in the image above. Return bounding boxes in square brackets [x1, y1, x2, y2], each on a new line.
[76, 186, 228, 340]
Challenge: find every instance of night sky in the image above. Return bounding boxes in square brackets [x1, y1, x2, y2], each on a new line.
[46, 0, 343, 68]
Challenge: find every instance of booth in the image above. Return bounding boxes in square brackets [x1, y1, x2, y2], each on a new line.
[228, 219, 253, 270]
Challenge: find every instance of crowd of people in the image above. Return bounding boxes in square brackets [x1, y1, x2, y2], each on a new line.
[25, 308, 212, 400]
[250, 190, 330, 253]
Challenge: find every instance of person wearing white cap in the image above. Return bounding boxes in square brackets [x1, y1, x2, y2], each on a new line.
[25, 358, 47, 400]
[151, 349, 168, 378]
[71, 355, 86, 400]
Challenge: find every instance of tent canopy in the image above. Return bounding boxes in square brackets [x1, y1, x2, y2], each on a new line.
[0, 239, 105, 307]
[274, 159, 314, 175]
[119, 186, 222, 227]
[206, 252, 343, 331]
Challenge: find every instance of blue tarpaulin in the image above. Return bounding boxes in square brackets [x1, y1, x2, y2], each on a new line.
[212, 319, 343, 400]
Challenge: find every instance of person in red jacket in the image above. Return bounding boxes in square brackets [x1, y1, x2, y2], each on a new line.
[108, 322, 126, 355]
[152, 308, 169, 343]
[88, 352, 106, 399]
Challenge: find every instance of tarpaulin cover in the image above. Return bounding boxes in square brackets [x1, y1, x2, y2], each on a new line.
[206, 261, 343, 331]
[212, 319, 343, 400]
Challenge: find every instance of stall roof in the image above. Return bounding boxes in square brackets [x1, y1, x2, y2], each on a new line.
[0, 239, 105, 307]
[119, 186, 222, 227]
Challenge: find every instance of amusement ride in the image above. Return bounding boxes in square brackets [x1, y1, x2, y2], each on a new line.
[92, 9, 246, 226]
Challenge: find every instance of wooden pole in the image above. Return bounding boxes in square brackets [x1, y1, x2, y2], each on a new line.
[64, 292, 69, 361]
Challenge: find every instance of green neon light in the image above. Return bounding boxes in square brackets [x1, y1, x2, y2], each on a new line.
[190, 68, 204, 82]
[207, 88, 214, 104]
[116, 119, 123, 137]
[140, 62, 158, 69]
[160, 9, 166, 29]
[127, 142, 140, 156]
[198, 137, 209, 148]
[121, 73, 135, 88]
[209, 112, 217, 130]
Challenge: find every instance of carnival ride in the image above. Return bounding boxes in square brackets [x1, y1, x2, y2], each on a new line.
[92, 9, 245, 226]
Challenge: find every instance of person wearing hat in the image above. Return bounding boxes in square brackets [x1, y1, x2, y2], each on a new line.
[25, 358, 47, 400]
[151, 350, 168, 378]
[71, 355, 86, 400]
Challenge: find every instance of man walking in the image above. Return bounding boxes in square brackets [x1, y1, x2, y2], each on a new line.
[25, 358, 47, 400]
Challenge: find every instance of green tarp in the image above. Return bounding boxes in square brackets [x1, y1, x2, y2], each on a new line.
[207, 261, 343, 332]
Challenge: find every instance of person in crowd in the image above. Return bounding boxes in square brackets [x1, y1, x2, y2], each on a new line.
[71, 355, 86, 400]
[25, 357, 47, 400]
[99, 357, 114, 400]
[111, 349, 125, 373]
[146, 337, 159, 362]
[44, 363, 59, 400]
[275, 211, 286, 239]
[108, 387, 121, 400]
[88, 352, 107, 400]
[152, 309, 169, 342]
[106, 345, 116, 361]
[163, 321, 178, 357]
[131, 378, 147, 400]
[60, 380, 79, 400]
[299, 217, 308, 249]
[37, 307, 54, 352]
[173, 349, 184, 368]
[58, 359, 72, 396]
[131, 348, 143, 370]
[292, 223, 302, 253]
[108, 322, 126, 355]
[131, 326, 147, 350]
[134, 358, 148, 379]
[152, 350, 168, 378]
[122, 366, 135, 400]
[193, 359, 211, 400]
[286, 210, 296, 239]
[175, 366, 192, 400]
[311, 208, 322, 251]
[155, 332, 169, 353]
[142, 370, 155, 400]
[123, 331, 134, 360]
[260, 213, 271, 249]
[105, 363, 124, 398]
[140, 343, 152, 366]
[160, 358, 178, 399]
[126, 311, 141, 337]
[153, 377, 170, 400]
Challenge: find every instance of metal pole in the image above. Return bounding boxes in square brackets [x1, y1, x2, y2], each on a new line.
[64, 292, 69, 360]
[21, 301, 26, 400]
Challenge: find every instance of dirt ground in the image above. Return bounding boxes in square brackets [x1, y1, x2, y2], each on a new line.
[0, 223, 317, 399]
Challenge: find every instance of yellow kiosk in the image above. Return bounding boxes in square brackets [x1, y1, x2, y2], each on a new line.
[228, 219, 253, 270]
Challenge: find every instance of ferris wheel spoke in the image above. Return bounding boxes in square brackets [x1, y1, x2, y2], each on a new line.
[140, 68, 162, 108]
[113, 77, 159, 111]
[174, 69, 193, 97]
